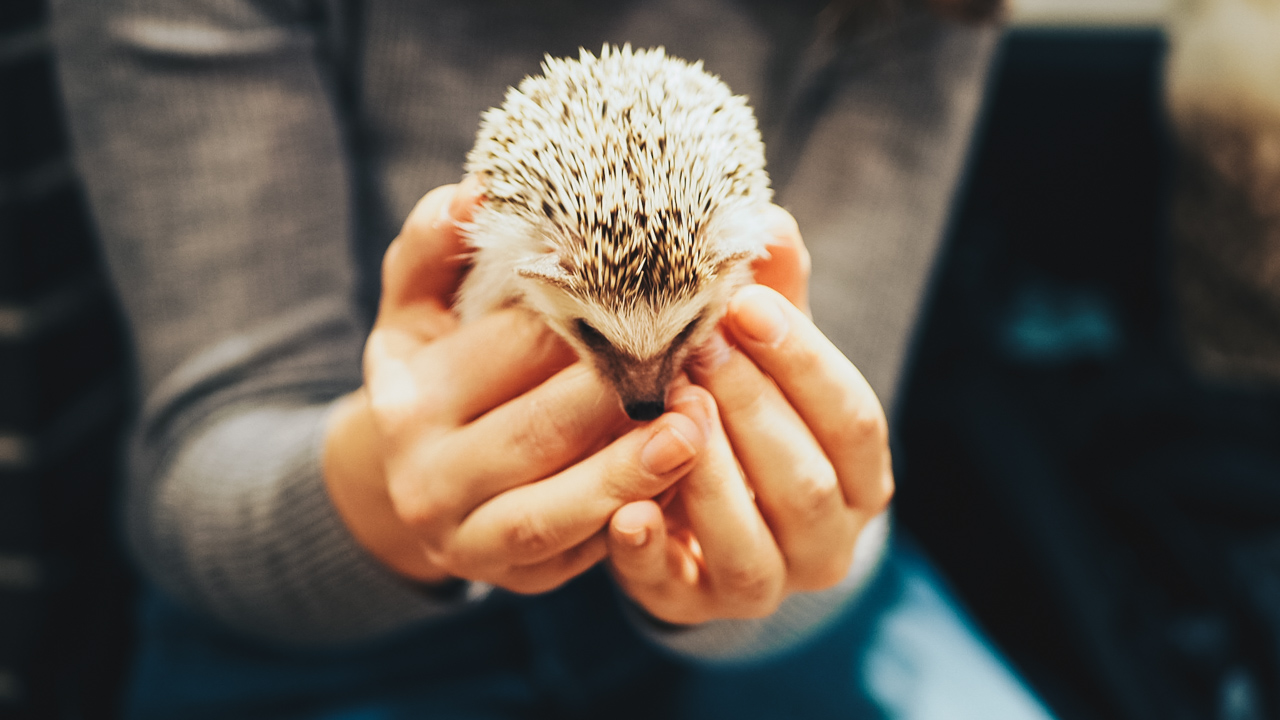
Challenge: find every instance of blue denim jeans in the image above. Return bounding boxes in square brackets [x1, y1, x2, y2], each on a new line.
[126, 535, 1056, 720]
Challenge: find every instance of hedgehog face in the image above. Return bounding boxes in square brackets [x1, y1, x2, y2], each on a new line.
[567, 299, 710, 422]
[515, 247, 756, 421]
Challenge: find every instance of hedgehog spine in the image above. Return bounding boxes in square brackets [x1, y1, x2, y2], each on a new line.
[458, 44, 774, 420]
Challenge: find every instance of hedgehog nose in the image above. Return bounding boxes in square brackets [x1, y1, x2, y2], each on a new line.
[624, 400, 665, 422]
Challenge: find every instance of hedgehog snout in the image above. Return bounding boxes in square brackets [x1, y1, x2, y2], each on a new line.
[617, 379, 670, 421]
[624, 400, 666, 422]
[600, 351, 676, 423]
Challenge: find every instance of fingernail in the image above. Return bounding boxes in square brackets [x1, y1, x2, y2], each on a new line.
[450, 174, 484, 223]
[383, 238, 403, 268]
[732, 286, 788, 346]
[617, 525, 649, 548]
[762, 205, 800, 245]
[666, 388, 712, 441]
[433, 188, 457, 229]
[641, 424, 696, 475]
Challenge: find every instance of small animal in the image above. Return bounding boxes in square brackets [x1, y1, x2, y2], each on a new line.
[457, 45, 774, 421]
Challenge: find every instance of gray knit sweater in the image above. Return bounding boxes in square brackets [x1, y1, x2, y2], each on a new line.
[51, 0, 996, 653]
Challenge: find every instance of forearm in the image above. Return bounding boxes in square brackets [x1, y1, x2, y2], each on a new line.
[133, 399, 465, 646]
[50, 0, 476, 645]
[781, 11, 1001, 408]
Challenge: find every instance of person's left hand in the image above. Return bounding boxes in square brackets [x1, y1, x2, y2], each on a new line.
[605, 209, 895, 625]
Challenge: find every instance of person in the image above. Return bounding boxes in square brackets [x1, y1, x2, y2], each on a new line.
[50, 0, 1056, 716]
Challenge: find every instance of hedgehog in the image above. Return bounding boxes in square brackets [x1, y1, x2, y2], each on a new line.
[457, 44, 774, 421]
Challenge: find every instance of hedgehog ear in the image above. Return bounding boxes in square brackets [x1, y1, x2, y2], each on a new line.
[710, 249, 756, 275]
[712, 234, 769, 272]
[710, 211, 771, 271]
[515, 253, 573, 289]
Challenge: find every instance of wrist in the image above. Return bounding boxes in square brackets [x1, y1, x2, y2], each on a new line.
[323, 389, 453, 583]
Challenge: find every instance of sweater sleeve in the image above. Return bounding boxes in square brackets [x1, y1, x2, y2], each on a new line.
[50, 0, 997, 655]
[630, 10, 1000, 661]
[341, 1, 997, 660]
[779, 11, 1001, 413]
[49, 0, 479, 646]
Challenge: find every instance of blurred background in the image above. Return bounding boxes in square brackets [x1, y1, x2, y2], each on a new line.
[897, 3, 1280, 720]
[1, 1, 135, 719]
[1009, 0, 1170, 25]
[4, 0, 1278, 719]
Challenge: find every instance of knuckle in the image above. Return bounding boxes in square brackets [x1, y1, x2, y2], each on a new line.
[387, 484, 459, 561]
[387, 480, 435, 530]
[717, 562, 781, 613]
[834, 408, 889, 452]
[871, 471, 896, 511]
[387, 469, 452, 531]
[779, 460, 842, 521]
[781, 340, 824, 378]
[502, 511, 558, 561]
[420, 540, 447, 566]
[507, 397, 575, 469]
[421, 543, 461, 576]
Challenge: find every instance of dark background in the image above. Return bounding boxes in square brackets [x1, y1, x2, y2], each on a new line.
[895, 27, 1280, 720]
[0, 1, 135, 718]
[3, 5, 1279, 720]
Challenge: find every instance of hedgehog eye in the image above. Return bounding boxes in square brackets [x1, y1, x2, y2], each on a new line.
[673, 313, 703, 346]
[576, 319, 609, 349]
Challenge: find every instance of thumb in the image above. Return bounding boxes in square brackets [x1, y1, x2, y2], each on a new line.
[750, 205, 811, 316]
[380, 176, 484, 319]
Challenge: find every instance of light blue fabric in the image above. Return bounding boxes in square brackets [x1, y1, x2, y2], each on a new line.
[127, 532, 1056, 719]
[860, 545, 1056, 720]
[673, 534, 1056, 720]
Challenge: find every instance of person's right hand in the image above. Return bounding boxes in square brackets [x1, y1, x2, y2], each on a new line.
[323, 179, 709, 594]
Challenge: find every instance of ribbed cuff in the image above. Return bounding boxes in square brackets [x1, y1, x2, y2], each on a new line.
[145, 400, 490, 647]
[633, 511, 891, 662]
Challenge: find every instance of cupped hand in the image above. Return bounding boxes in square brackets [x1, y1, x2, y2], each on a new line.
[324, 180, 709, 594]
[605, 208, 895, 625]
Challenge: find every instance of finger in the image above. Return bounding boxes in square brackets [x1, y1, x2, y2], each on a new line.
[751, 205, 811, 315]
[445, 407, 705, 568]
[665, 385, 787, 613]
[723, 285, 894, 514]
[608, 500, 708, 625]
[410, 308, 576, 424]
[366, 308, 575, 433]
[380, 177, 484, 315]
[687, 331, 857, 591]
[398, 363, 628, 534]
[497, 532, 610, 595]
[608, 500, 675, 587]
